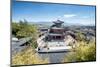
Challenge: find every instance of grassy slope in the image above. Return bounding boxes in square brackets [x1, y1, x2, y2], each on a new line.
[12, 46, 49, 65]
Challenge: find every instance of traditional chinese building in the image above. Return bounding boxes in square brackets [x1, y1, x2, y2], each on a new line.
[36, 20, 72, 52]
[46, 20, 65, 41]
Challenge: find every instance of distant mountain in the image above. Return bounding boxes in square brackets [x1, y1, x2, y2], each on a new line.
[64, 23, 81, 26]
[28, 21, 95, 27]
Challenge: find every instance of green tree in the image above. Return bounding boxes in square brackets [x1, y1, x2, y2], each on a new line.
[76, 32, 85, 41]
[12, 22, 21, 36]
[16, 24, 38, 39]
[12, 20, 38, 39]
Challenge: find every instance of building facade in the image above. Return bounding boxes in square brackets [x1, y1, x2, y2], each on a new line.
[47, 20, 65, 41]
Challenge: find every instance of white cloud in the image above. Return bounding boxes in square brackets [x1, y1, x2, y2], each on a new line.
[81, 16, 89, 19]
[63, 14, 76, 18]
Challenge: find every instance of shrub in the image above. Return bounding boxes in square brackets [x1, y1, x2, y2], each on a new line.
[63, 41, 96, 62]
[12, 21, 38, 39]
[12, 47, 49, 65]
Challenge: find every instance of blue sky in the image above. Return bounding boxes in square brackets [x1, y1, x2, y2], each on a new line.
[12, 1, 96, 25]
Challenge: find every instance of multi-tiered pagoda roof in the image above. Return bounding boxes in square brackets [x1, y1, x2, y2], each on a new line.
[47, 20, 65, 41]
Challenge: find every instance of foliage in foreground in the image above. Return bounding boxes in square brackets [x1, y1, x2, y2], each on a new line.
[63, 41, 96, 62]
[12, 47, 49, 65]
[12, 20, 38, 39]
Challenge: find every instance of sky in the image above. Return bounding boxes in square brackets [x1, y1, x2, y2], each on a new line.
[12, 1, 96, 25]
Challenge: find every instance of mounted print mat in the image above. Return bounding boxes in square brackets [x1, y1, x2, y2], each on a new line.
[11, 0, 96, 66]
